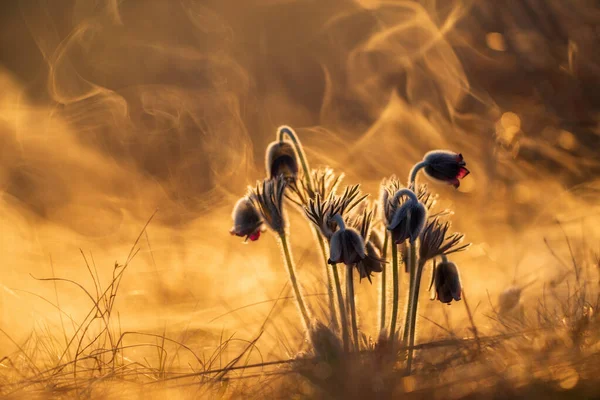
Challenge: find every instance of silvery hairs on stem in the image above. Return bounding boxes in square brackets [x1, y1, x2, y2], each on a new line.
[287, 167, 344, 208]
[419, 217, 470, 262]
[248, 175, 288, 236]
[304, 184, 368, 241]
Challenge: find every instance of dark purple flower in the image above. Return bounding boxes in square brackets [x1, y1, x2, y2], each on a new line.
[433, 260, 462, 304]
[328, 215, 366, 267]
[265, 141, 298, 180]
[229, 197, 263, 242]
[386, 190, 427, 244]
[423, 151, 470, 188]
[357, 239, 384, 283]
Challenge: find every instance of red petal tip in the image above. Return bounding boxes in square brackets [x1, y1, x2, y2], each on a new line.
[457, 167, 470, 179]
[248, 231, 261, 241]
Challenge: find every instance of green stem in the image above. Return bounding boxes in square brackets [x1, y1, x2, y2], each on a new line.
[278, 233, 311, 331]
[402, 242, 417, 345]
[278, 126, 314, 193]
[389, 242, 400, 341]
[346, 266, 359, 351]
[332, 263, 349, 352]
[406, 258, 426, 375]
[379, 231, 389, 333]
[315, 231, 338, 330]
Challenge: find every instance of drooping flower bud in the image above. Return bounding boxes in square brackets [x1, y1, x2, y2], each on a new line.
[229, 197, 263, 242]
[386, 189, 427, 244]
[422, 151, 470, 188]
[265, 140, 298, 180]
[432, 259, 462, 304]
[328, 215, 366, 266]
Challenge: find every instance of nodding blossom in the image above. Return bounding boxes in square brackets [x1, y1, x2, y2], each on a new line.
[265, 140, 298, 180]
[386, 189, 427, 244]
[422, 151, 470, 188]
[432, 259, 462, 304]
[328, 214, 366, 267]
[229, 197, 263, 242]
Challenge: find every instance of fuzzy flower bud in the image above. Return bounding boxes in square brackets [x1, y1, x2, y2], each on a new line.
[432, 259, 462, 304]
[328, 215, 366, 266]
[229, 197, 263, 242]
[387, 189, 427, 244]
[265, 141, 299, 180]
[422, 150, 470, 188]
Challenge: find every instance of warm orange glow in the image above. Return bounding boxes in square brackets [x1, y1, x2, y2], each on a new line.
[1, 1, 599, 398]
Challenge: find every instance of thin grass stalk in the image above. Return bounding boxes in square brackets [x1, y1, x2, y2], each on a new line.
[462, 289, 481, 352]
[389, 242, 400, 341]
[406, 258, 426, 375]
[346, 265, 359, 351]
[331, 263, 350, 352]
[402, 242, 417, 345]
[278, 233, 311, 331]
[379, 231, 389, 333]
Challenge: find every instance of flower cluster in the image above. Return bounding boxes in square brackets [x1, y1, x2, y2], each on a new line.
[229, 126, 471, 373]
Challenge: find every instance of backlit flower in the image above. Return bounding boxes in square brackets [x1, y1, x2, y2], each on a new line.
[386, 189, 427, 244]
[229, 197, 263, 242]
[328, 214, 366, 267]
[419, 217, 470, 262]
[265, 140, 298, 180]
[422, 151, 470, 188]
[248, 175, 287, 235]
[432, 259, 462, 304]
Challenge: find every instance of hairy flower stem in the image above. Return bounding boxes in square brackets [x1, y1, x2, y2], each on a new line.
[408, 161, 427, 189]
[278, 126, 313, 192]
[278, 126, 337, 331]
[347, 266, 359, 352]
[379, 231, 389, 333]
[278, 233, 311, 331]
[406, 258, 426, 375]
[315, 232, 338, 329]
[389, 242, 400, 341]
[332, 263, 350, 352]
[402, 242, 417, 345]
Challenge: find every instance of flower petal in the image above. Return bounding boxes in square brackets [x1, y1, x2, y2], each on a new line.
[456, 167, 470, 179]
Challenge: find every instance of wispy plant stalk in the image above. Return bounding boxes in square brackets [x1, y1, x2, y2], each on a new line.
[406, 257, 426, 375]
[331, 262, 349, 352]
[346, 266, 359, 351]
[278, 126, 338, 329]
[402, 242, 417, 345]
[278, 233, 311, 331]
[389, 242, 400, 341]
[379, 231, 389, 333]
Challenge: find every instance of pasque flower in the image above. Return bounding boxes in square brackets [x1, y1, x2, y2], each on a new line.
[328, 214, 366, 266]
[421, 151, 470, 188]
[386, 189, 427, 244]
[432, 258, 462, 304]
[249, 175, 287, 235]
[229, 197, 263, 242]
[265, 140, 299, 180]
[419, 217, 470, 262]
